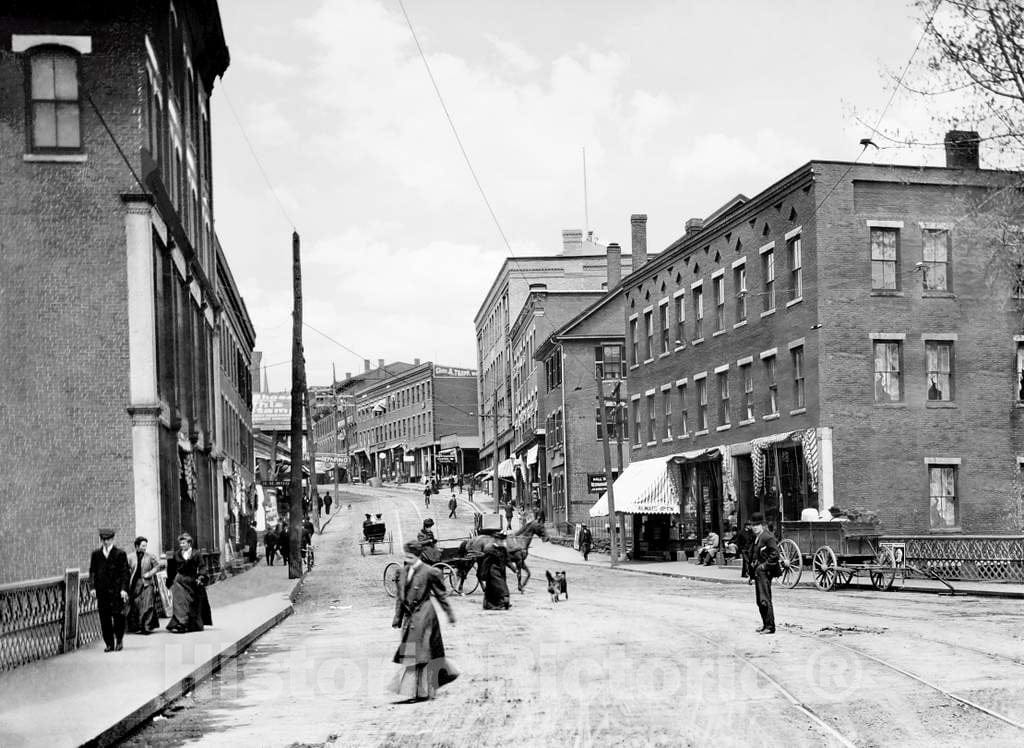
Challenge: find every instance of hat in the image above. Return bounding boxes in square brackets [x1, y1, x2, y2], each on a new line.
[423, 518, 434, 527]
[98, 528, 115, 539]
[365, 514, 372, 520]
[749, 513, 765, 525]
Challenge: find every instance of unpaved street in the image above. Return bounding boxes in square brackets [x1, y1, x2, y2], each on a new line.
[124, 486, 1024, 747]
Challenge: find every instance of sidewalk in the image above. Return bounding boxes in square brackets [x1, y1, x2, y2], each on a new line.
[0, 509, 344, 748]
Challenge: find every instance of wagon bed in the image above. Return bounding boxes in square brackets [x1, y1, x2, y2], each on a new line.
[778, 520, 899, 592]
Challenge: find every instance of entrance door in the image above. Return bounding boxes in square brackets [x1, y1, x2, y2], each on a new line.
[735, 454, 754, 524]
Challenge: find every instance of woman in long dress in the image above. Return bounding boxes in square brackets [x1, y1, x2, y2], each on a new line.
[390, 541, 458, 701]
[478, 534, 511, 610]
[166, 533, 213, 633]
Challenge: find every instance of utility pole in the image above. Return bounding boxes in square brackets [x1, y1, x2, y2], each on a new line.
[596, 374, 618, 566]
[331, 363, 340, 531]
[288, 230, 305, 580]
[614, 381, 624, 563]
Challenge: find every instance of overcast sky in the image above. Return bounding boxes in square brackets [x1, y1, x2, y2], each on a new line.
[211, 0, 958, 392]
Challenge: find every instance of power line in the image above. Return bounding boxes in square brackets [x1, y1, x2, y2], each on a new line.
[219, 81, 297, 231]
[86, 92, 147, 193]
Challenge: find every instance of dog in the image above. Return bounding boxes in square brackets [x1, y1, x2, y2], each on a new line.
[545, 570, 568, 602]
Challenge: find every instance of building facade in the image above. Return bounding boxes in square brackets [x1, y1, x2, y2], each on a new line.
[0, 0, 236, 582]
[611, 136, 1024, 561]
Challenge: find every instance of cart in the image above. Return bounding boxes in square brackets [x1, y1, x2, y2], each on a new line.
[359, 521, 393, 556]
[777, 521, 899, 591]
[382, 537, 483, 598]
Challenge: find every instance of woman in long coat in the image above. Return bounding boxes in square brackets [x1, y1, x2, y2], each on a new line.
[477, 534, 511, 610]
[390, 541, 458, 701]
[166, 533, 213, 633]
[127, 536, 163, 633]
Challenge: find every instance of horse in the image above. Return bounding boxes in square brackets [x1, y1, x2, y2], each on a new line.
[456, 519, 548, 592]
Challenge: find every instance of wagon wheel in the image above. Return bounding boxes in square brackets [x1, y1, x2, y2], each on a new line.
[869, 545, 896, 591]
[383, 561, 402, 598]
[812, 546, 838, 591]
[778, 539, 802, 589]
[458, 560, 480, 595]
[435, 563, 457, 594]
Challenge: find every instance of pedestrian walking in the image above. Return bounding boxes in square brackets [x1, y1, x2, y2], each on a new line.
[264, 524, 278, 565]
[317, 493, 324, 519]
[579, 525, 593, 561]
[423, 482, 432, 508]
[467, 479, 475, 502]
[457, 474, 464, 494]
[448, 475, 456, 495]
[478, 532, 511, 610]
[448, 496, 458, 519]
[389, 541, 458, 702]
[126, 535, 162, 635]
[749, 512, 780, 634]
[504, 502, 514, 531]
[324, 492, 333, 515]
[245, 520, 259, 563]
[278, 522, 291, 567]
[166, 532, 213, 633]
[89, 528, 130, 652]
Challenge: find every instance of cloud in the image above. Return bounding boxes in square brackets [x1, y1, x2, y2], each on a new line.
[484, 34, 541, 73]
[232, 50, 298, 78]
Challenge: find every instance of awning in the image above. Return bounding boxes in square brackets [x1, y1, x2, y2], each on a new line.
[589, 456, 680, 517]
[670, 447, 721, 464]
[475, 469, 494, 480]
[497, 458, 515, 478]
[526, 444, 540, 466]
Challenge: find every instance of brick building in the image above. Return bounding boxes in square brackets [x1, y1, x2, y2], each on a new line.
[596, 135, 1024, 562]
[474, 229, 636, 496]
[353, 362, 478, 483]
[0, 1, 238, 582]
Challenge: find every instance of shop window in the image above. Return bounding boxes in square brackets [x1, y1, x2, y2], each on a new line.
[925, 340, 953, 401]
[29, 48, 81, 151]
[928, 464, 958, 529]
[873, 341, 902, 402]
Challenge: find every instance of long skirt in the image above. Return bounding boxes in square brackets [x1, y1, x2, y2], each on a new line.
[481, 563, 510, 610]
[166, 575, 213, 632]
[128, 580, 159, 632]
[389, 611, 458, 700]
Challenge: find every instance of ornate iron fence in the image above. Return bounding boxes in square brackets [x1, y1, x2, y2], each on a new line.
[0, 576, 67, 671]
[883, 535, 1024, 583]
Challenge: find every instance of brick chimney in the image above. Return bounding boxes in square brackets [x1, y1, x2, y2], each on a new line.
[363, 359, 371, 372]
[378, 358, 384, 371]
[685, 217, 704, 236]
[414, 358, 420, 365]
[944, 130, 980, 169]
[607, 242, 622, 288]
[562, 229, 583, 255]
[345, 372, 351, 380]
[631, 214, 648, 269]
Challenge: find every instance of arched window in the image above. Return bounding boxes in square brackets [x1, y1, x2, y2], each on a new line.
[29, 47, 81, 150]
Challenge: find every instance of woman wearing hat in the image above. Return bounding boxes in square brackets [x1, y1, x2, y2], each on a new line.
[390, 541, 458, 701]
[477, 532, 511, 610]
[166, 533, 213, 633]
[417, 518, 441, 566]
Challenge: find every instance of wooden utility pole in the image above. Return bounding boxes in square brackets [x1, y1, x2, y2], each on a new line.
[596, 375, 618, 566]
[288, 231, 305, 579]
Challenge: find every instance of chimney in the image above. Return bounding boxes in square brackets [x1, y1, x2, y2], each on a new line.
[345, 372, 351, 380]
[631, 214, 648, 269]
[414, 358, 420, 365]
[944, 130, 980, 169]
[363, 359, 371, 372]
[607, 242, 622, 288]
[685, 217, 704, 236]
[378, 358, 384, 371]
[562, 229, 583, 255]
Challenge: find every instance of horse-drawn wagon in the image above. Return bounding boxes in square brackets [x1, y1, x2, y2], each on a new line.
[359, 520, 393, 556]
[777, 520, 898, 591]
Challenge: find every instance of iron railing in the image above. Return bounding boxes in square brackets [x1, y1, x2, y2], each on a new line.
[883, 534, 1024, 583]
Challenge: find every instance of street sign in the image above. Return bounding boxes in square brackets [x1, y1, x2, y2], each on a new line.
[587, 471, 618, 494]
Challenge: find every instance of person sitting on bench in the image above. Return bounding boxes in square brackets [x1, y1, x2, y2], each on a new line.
[697, 530, 720, 566]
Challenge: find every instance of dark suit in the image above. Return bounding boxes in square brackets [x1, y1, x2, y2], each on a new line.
[89, 545, 130, 648]
[751, 529, 780, 631]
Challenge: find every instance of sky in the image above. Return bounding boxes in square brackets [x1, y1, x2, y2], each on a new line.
[210, 0, 961, 392]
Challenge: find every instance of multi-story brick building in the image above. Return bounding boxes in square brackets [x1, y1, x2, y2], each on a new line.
[0, 1, 237, 582]
[597, 133, 1024, 562]
[354, 362, 479, 482]
[215, 239, 255, 551]
[475, 229, 636, 497]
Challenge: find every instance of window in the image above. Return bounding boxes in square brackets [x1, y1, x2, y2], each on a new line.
[696, 379, 708, 431]
[718, 372, 730, 426]
[675, 293, 686, 346]
[659, 301, 670, 354]
[596, 402, 628, 441]
[792, 346, 805, 409]
[595, 344, 625, 380]
[922, 229, 950, 291]
[925, 341, 953, 401]
[788, 236, 802, 299]
[762, 248, 775, 311]
[928, 465, 958, 529]
[693, 286, 704, 339]
[714, 275, 725, 332]
[677, 383, 688, 435]
[632, 399, 641, 445]
[629, 318, 639, 365]
[646, 394, 657, 442]
[644, 310, 654, 360]
[874, 341, 902, 402]
[871, 228, 899, 290]
[1017, 343, 1024, 402]
[764, 355, 778, 415]
[545, 352, 562, 391]
[663, 390, 673, 439]
[742, 364, 754, 421]
[734, 265, 747, 323]
[29, 49, 81, 150]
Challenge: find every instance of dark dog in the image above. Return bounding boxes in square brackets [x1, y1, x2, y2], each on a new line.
[545, 570, 568, 602]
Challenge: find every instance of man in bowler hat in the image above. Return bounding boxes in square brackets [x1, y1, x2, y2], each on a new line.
[89, 528, 131, 651]
[749, 513, 779, 634]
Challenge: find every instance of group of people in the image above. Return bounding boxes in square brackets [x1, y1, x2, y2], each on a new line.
[262, 516, 316, 566]
[422, 474, 474, 508]
[89, 527, 214, 653]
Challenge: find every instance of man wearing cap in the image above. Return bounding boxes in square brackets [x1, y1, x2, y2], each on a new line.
[748, 513, 779, 634]
[89, 528, 131, 652]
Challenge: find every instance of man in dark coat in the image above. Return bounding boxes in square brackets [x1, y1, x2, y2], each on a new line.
[89, 528, 131, 652]
[579, 525, 593, 561]
[245, 521, 259, 563]
[324, 493, 333, 515]
[264, 524, 278, 566]
[749, 512, 779, 634]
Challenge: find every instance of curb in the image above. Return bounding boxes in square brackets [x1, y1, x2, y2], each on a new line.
[87, 581, 303, 747]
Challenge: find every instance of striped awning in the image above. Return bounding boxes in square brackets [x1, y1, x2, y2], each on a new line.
[589, 456, 680, 517]
[497, 458, 515, 478]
